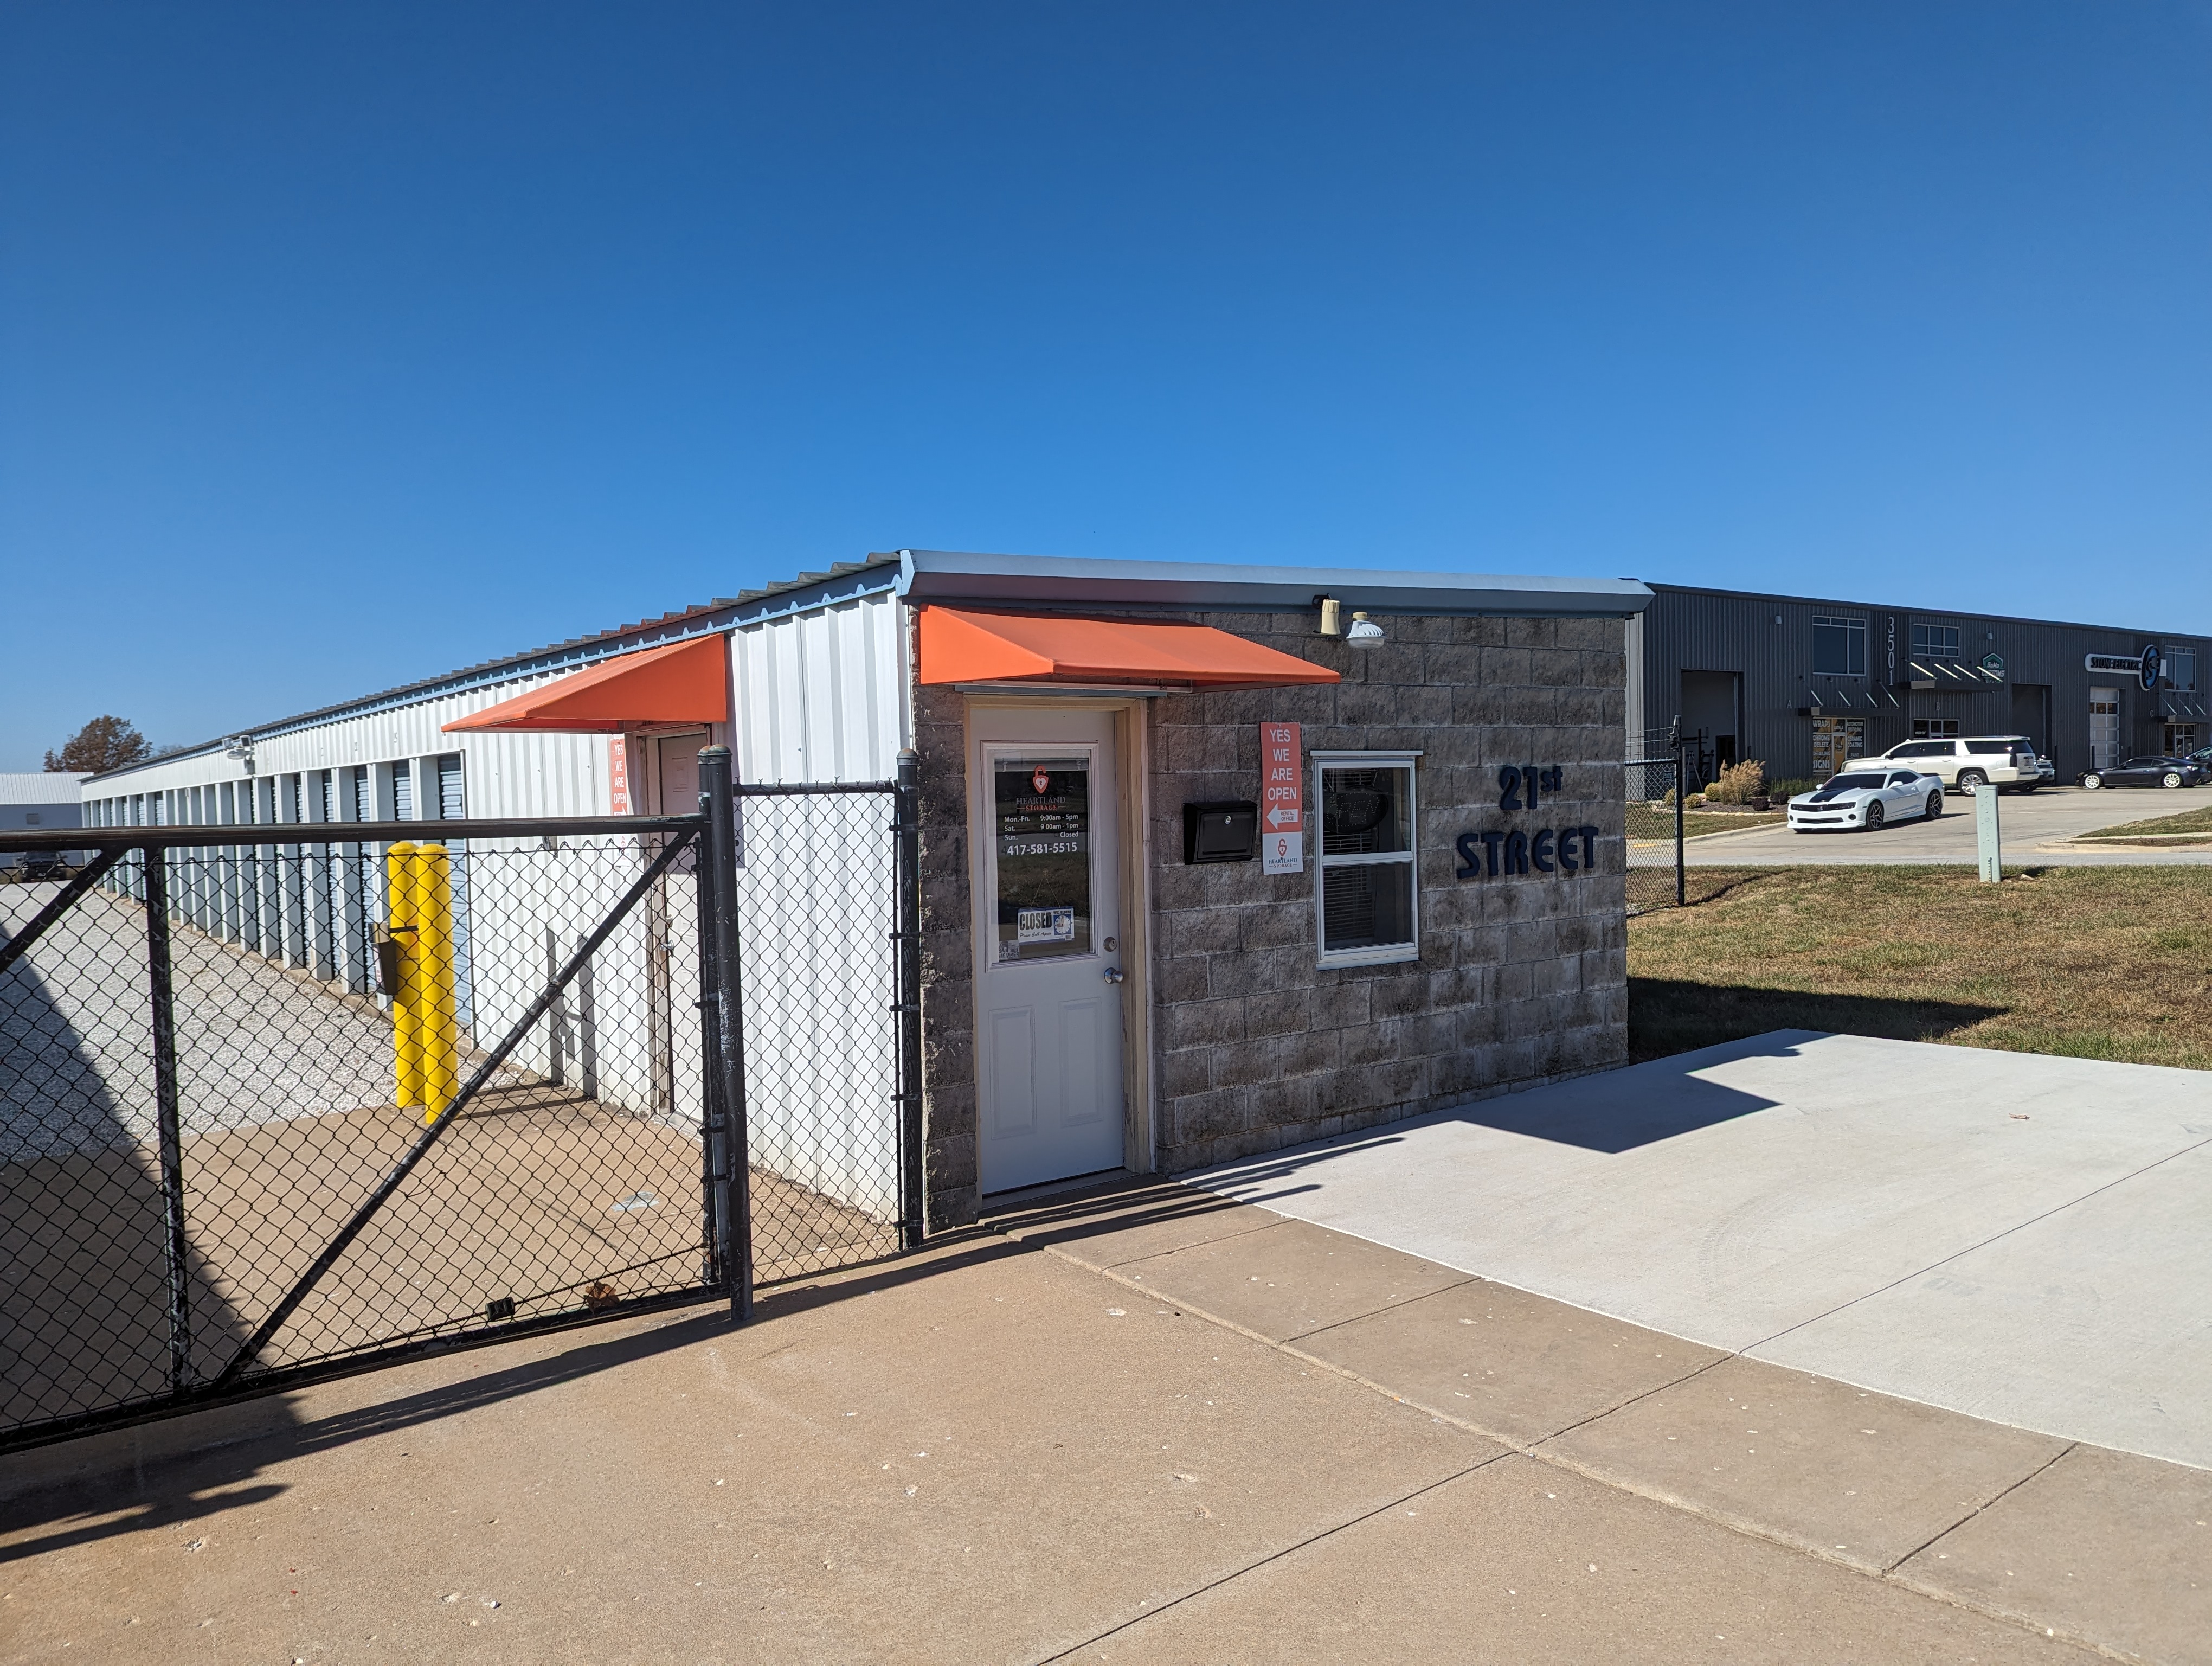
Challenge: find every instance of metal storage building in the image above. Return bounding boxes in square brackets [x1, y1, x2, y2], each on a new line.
[1625, 583, 2211, 786]
[2, 773, 89, 869]
[82, 549, 1651, 1226]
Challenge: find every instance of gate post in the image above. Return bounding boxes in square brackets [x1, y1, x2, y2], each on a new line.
[142, 850, 193, 1393]
[699, 747, 753, 1321]
[895, 749, 925, 1251]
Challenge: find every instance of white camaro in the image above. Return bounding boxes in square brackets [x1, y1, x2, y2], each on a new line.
[1786, 767, 1944, 834]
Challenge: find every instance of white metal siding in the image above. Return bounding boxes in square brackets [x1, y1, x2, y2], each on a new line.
[733, 591, 905, 785]
[74, 596, 903, 1221]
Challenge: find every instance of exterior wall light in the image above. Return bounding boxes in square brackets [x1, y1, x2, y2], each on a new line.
[1317, 596, 1343, 637]
[1346, 611, 1385, 648]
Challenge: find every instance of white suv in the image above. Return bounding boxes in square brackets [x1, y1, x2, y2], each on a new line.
[1861, 735, 2051, 793]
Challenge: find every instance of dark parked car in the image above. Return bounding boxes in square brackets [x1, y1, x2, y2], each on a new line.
[2079, 755, 2211, 790]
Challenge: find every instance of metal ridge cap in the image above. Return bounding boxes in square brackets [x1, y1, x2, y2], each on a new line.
[893, 549, 1652, 615]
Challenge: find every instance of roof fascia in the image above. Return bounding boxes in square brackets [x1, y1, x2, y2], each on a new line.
[890, 549, 1652, 618]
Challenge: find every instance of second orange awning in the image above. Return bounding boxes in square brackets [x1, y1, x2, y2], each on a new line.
[442, 635, 729, 734]
[918, 607, 1340, 690]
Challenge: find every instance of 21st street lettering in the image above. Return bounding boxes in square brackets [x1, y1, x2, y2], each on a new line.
[1456, 765, 1599, 879]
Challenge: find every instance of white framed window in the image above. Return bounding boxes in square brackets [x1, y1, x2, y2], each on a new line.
[1312, 751, 1420, 969]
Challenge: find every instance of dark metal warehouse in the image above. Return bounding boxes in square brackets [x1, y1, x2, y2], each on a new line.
[1625, 583, 2211, 786]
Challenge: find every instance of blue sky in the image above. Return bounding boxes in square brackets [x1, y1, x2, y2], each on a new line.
[3, 2, 2208, 766]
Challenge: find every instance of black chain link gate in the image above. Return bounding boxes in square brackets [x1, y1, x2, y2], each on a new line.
[0, 752, 921, 1452]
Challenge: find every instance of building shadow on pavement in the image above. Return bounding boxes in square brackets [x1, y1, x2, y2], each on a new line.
[1630, 977, 2004, 1067]
[0, 1229, 1024, 1560]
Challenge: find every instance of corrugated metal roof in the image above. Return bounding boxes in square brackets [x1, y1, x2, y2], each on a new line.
[1644, 581, 2203, 643]
[88, 558, 902, 781]
[0, 772, 89, 805]
[86, 548, 1655, 786]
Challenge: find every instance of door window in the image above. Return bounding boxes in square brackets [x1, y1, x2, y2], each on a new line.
[1810, 717, 1866, 778]
[1315, 755, 1418, 967]
[991, 756, 1093, 964]
[2088, 689, 2120, 770]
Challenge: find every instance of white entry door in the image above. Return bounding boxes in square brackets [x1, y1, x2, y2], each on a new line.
[973, 708, 1126, 1194]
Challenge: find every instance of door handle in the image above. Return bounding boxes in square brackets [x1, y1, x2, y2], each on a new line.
[1103, 967, 1125, 984]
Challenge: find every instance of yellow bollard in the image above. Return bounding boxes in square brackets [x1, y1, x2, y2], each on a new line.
[384, 842, 426, 1111]
[413, 842, 461, 1123]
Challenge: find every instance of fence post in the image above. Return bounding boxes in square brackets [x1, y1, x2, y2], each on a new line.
[141, 851, 193, 1394]
[895, 749, 925, 1251]
[1671, 718, 1687, 907]
[699, 747, 753, 1321]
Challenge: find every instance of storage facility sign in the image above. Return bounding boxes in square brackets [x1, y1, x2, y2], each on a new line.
[1259, 722, 1303, 874]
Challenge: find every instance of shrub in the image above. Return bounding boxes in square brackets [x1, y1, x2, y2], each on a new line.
[1767, 777, 1818, 802]
[1705, 759, 1767, 805]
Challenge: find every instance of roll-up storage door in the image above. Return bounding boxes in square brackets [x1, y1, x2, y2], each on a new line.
[436, 754, 465, 819]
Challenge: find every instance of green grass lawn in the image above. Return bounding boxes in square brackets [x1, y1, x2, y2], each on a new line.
[1628, 864, 2212, 1069]
[2074, 803, 2212, 842]
[1625, 805, 1786, 841]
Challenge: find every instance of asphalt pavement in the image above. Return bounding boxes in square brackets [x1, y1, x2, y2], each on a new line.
[1676, 784, 2212, 866]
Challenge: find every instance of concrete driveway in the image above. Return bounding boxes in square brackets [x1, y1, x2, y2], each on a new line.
[1677, 784, 2212, 866]
[1196, 1031, 2212, 1471]
[9, 1188, 2207, 1664]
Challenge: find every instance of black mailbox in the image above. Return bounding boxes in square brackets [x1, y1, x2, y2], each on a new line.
[1182, 800, 1258, 864]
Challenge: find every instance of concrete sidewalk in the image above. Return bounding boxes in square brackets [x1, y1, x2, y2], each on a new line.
[5, 1183, 2205, 1664]
[1197, 1030, 2212, 1472]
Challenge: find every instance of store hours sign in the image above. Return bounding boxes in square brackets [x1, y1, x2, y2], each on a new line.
[1455, 765, 1602, 880]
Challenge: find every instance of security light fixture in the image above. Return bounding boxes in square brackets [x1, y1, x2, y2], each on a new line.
[1346, 611, 1385, 648]
[222, 735, 256, 772]
[1316, 596, 1343, 637]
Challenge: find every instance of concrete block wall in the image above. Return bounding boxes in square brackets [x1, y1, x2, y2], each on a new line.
[1147, 610, 1629, 1172]
[910, 607, 1631, 1226]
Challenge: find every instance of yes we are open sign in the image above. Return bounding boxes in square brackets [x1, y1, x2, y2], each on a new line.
[1260, 722, 1303, 874]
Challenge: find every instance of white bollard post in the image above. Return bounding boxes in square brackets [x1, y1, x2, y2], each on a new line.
[1976, 780, 2002, 882]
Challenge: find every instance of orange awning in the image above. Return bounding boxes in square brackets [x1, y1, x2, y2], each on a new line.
[442, 636, 729, 734]
[917, 607, 1340, 690]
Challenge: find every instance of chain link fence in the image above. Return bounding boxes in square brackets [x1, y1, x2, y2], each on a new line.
[1624, 754, 1683, 915]
[1, 771, 915, 1452]
[734, 785, 904, 1286]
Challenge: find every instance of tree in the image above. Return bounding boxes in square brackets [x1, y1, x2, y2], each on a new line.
[45, 715, 153, 774]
